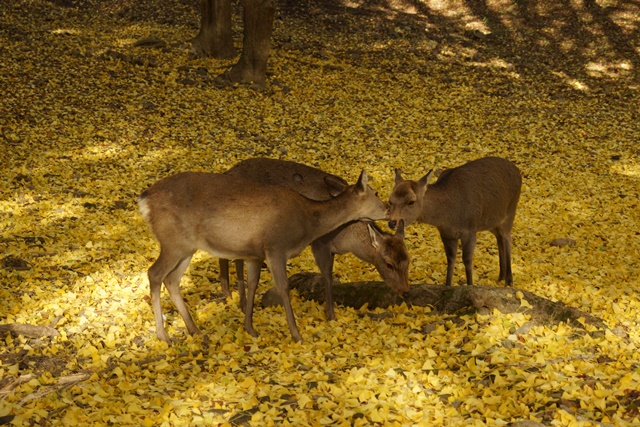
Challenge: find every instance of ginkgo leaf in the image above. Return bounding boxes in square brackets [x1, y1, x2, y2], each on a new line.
[1, 1, 639, 426]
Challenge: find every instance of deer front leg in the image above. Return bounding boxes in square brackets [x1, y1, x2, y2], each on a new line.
[440, 235, 458, 287]
[243, 259, 262, 337]
[267, 255, 302, 342]
[311, 241, 337, 321]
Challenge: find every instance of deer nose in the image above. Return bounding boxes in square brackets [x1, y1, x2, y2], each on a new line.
[402, 290, 410, 298]
[388, 220, 397, 229]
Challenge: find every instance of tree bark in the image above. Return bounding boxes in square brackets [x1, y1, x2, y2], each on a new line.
[221, 0, 275, 87]
[191, 0, 236, 59]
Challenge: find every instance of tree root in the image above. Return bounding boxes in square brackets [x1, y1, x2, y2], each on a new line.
[283, 273, 607, 332]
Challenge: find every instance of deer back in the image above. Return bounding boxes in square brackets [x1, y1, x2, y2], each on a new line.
[139, 171, 385, 262]
[225, 157, 348, 200]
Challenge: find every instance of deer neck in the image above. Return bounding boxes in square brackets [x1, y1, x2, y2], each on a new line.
[327, 222, 373, 260]
[419, 186, 449, 228]
[306, 191, 362, 240]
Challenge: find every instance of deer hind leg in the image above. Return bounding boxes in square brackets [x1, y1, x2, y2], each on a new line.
[492, 225, 513, 286]
[491, 228, 506, 283]
[163, 254, 201, 337]
[311, 241, 337, 321]
[243, 259, 262, 337]
[440, 235, 458, 287]
[147, 249, 195, 341]
[491, 220, 513, 286]
[460, 233, 477, 287]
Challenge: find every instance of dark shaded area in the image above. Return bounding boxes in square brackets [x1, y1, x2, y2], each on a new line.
[274, 0, 639, 93]
[286, 272, 608, 331]
[33, 0, 640, 93]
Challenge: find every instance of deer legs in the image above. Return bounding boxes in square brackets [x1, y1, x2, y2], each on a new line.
[440, 233, 476, 287]
[441, 229, 517, 287]
[461, 235, 477, 287]
[219, 259, 247, 311]
[243, 259, 262, 338]
[441, 237, 458, 287]
[148, 250, 198, 342]
[311, 241, 337, 321]
[268, 256, 303, 342]
[239, 256, 302, 343]
[492, 227, 514, 286]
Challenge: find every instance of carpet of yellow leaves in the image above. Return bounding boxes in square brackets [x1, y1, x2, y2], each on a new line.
[1, 0, 639, 426]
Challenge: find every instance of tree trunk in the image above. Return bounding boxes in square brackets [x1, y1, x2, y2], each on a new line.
[190, 0, 236, 59]
[222, 0, 275, 87]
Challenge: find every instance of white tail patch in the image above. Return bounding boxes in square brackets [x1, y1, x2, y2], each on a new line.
[137, 196, 151, 223]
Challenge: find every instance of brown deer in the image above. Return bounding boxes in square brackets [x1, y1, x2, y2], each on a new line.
[220, 158, 410, 320]
[387, 157, 522, 287]
[138, 170, 387, 342]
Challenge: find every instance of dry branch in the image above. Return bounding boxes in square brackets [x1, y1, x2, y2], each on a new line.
[18, 372, 91, 405]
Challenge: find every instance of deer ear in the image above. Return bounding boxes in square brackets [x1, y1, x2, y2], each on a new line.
[394, 168, 404, 184]
[417, 169, 434, 193]
[355, 170, 368, 193]
[324, 175, 348, 197]
[394, 219, 405, 238]
[367, 222, 380, 249]
[292, 172, 304, 183]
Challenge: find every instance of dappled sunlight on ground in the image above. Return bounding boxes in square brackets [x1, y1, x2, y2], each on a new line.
[1, 0, 639, 425]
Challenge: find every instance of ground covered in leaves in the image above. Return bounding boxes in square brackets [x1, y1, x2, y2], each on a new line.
[1, 0, 639, 425]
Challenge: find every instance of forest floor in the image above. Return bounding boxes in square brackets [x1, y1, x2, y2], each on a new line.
[1, 0, 639, 425]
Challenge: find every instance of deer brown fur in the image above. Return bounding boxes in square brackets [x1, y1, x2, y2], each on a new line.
[388, 157, 522, 287]
[138, 170, 387, 342]
[222, 158, 410, 320]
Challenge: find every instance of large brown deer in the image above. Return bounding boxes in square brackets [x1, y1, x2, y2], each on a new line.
[220, 158, 410, 320]
[138, 170, 387, 342]
[387, 157, 522, 287]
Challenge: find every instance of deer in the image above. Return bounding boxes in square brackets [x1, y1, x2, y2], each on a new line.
[138, 169, 387, 343]
[220, 158, 411, 321]
[387, 156, 522, 287]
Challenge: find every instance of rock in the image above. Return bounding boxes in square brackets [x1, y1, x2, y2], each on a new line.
[550, 238, 576, 247]
[261, 287, 283, 308]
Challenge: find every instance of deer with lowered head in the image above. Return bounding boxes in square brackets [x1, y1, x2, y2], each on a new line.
[387, 156, 522, 287]
[220, 158, 411, 321]
[138, 169, 387, 342]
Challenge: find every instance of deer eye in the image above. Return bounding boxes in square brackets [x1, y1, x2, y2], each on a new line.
[386, 262, 394, 270]
[408, 201, 415, 206]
